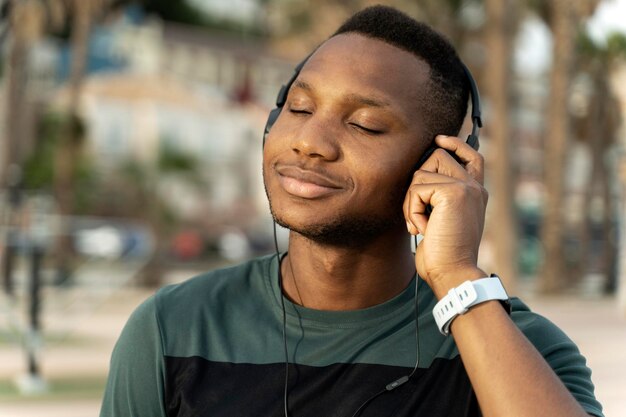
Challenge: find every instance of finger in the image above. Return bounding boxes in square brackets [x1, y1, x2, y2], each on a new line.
[403, 189, 427, 235]
[434, 135, 485, 184]
[411, 170, 462, 187]
[406, 179, 485, 221]
[419, 147, 473, 182]
[406, 171, 463, 233]
[404, 184, 432, 235]
[405, 177, 460, 225]
[402, 194, 418, 235]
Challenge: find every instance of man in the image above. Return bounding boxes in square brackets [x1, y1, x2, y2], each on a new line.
[100, 6, 603, 417]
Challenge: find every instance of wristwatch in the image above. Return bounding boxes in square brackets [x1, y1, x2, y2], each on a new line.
[433, 274, 510, 336]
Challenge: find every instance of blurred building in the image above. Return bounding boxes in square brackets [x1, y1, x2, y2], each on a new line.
[43, 7, 297, 246]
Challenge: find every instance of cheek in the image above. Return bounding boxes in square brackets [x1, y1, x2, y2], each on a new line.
[355, 147, 417, 188]
[351, 160, 413, 211]
[262, 131, 281, 171]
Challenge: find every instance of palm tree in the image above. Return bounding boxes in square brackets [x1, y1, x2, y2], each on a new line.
[481, 0, 521, 292]
[52, 0, 125, 282]
[539, 0, 599, 293]
[572, 32, 626, 296]
[1, 0, 47, 295]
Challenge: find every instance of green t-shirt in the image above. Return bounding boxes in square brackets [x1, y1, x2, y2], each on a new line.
[100, 254, 603, 417]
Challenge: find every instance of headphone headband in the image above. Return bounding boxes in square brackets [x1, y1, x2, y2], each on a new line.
[275, 58, 308, 108]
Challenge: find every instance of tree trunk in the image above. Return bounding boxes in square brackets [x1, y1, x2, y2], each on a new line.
[53, 0, 95, 282]
[595, 75, 619, 294]
[2, 36, 28, 187]
[483, 0, 518, 293]
[539, 0, 576, 293]
[1, 28, 28, 296]
[1, 1, 45, 293]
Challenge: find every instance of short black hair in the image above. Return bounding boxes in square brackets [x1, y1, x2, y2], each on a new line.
[332, 5, 469, 142]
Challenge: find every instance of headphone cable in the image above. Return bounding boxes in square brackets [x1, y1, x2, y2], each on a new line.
[274, 223, 291, 417]
[274, 224, 421, 417]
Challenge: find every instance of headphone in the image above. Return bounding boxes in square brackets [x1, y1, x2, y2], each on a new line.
[262, 56, 483, 169]
[263, 57, 309, 146]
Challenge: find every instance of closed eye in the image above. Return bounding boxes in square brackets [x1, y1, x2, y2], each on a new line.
[288, 108, 312, 115]
[350, 123, 383, 135]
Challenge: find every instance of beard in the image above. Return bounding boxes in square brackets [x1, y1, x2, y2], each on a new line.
[272, 209, 405, 247]
[265, 174, 408, 248]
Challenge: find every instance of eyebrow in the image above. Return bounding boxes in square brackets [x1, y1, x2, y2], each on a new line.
[292, 79, 391, 108]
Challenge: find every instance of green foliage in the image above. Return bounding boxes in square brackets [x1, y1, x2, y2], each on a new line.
[141, 0, 263, 36]
[576, 29, 626, 64]
[607, 32, 626, 59]
[72, 157, 100, 214]
[158, 144, 196, 172]
[111, 142, 204, 227]
[157, 144, 204, 187]
[23, 113, 63, 190]
[141, 0, 209, 26]
[576, 30, 600, 58]
[118, 159, 144, 186]
[22, 112, 99, 213]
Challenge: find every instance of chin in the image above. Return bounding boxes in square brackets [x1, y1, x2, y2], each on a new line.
[270, 203, 403, 248]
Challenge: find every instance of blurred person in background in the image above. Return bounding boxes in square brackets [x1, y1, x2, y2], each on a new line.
[100, 6, 602, 417]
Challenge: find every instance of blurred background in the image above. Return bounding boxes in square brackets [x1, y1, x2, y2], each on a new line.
[0, 0, 625, 416]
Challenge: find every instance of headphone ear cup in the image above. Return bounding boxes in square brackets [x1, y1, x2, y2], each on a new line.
[263, 107, 283, 146]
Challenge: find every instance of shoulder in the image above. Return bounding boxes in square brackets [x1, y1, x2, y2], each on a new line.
[153, 254, 275, 313]
[508, 297, 590, 371]
[509, 297, 575, 354]
[149, 255, 279, 358]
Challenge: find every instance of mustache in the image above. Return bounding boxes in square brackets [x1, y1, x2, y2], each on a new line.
[274, 162, 348, 189]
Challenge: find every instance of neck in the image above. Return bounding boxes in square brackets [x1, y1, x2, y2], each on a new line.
[280, 226, 415, 311]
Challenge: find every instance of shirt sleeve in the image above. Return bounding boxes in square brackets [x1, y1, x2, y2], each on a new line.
[100, 295, 167, 417]
[512, 303, 604, 417]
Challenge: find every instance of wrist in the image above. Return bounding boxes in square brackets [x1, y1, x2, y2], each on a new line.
[430, 267, 487, 300]
[432, 274, 510, 336]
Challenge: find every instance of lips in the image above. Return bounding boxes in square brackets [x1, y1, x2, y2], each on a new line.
[275, 165, 344, 199]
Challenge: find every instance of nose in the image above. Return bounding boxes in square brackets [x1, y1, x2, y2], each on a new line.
[290, 115, 340, 161]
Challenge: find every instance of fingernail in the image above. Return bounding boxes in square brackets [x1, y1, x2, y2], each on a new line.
[406, 221, 413, 234]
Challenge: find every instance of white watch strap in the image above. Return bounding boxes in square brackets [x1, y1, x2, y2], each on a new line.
[433, 277, 508, 336]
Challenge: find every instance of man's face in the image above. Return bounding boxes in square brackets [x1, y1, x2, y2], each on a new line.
[263, 33, 432, 246]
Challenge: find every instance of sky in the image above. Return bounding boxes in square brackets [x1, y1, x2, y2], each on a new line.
[587, 0, 626, 42]
[188, 0, 260, 25]
[515, 0, 626, 75]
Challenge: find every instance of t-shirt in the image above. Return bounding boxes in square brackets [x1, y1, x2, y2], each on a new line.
[100, 254, 604, 417]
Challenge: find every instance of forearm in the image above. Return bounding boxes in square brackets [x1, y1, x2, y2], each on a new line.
[447, 296, 589, 417]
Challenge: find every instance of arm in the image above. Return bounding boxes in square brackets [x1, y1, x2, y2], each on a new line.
[100, 296, 167, 417]
[404, 135, 600, 417]
[441, 286, 593, 417]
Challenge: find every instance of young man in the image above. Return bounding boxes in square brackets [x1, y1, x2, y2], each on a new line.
[100, 6, 603, 417]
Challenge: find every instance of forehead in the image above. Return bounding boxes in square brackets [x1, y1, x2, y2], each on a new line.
[299, 34, 430, 115]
